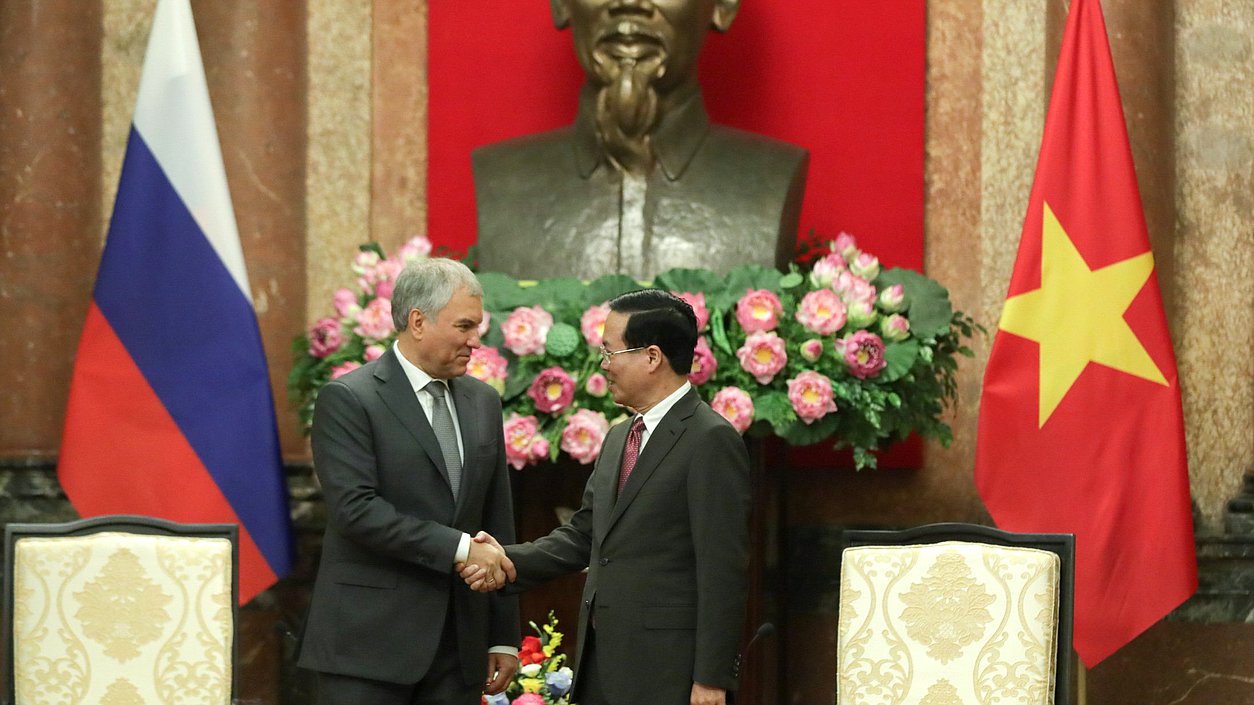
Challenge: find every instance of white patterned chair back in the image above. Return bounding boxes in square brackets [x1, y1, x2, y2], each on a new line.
[837, 538, 1065, 705]
[4, 517, 237, 705]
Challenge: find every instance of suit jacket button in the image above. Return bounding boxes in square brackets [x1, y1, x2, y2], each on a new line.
[599, 558, 609, 566]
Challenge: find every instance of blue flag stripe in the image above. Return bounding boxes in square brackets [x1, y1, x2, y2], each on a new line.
[94, 128, 293, 575]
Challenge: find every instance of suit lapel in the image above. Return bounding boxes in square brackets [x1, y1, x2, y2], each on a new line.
[374, 349, 454, 494]
[606, 388, 698, 532]
[449, 376, 477, 518]
[594, 421, 628, 540]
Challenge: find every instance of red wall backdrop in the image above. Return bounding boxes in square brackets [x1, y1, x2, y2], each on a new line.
[428, 1, 926, 467]
[428, 0, 924, 270]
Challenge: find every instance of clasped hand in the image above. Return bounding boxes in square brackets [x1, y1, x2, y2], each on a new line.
[456, 531, 515, 592]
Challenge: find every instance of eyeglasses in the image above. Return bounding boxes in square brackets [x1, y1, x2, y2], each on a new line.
[598, 344, 646, 365]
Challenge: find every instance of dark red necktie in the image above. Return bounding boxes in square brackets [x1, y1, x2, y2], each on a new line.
[617, 416, 646, 494]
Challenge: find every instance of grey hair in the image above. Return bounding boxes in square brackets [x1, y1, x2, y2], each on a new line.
[390, 258, 483, 331]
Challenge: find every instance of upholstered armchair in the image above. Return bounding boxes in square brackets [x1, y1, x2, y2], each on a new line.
[836, 523, 1075, 705]
[3, 515, 238, 705]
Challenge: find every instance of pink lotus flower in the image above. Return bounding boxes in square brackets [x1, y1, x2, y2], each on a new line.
[833, 271, 878, 308]
[503, 305, 553, 355]
[787, 371, 838, 424]
[795, 288, 848, 335]
[364, 343, 386, 362]
[478, 310, 492, 338]
[503, 413, 546, 470]
[333, 287, 361, 319]
[527, 367, 575, 414]
[585, 372, 609, 397]
[688, 336, 718, 385]
[836, 330, 888, 379]
[353, 297, 394, 342]
[371, 258, 405, 300]
[394, 235, 432, 263]
[848, 252, 881, 281]
[879, 313, 911, 342]
[560, 409, 610, 465]
[580, 303, 611, 348]
[735, 289, 783, 333]
[832, 231, 859, 260]
[467, 346, 509, 393]
[877, 284, 906, 312]
[808, 252, 847, 288]
[308, 317, 345, 358]
[530, 436, 550, 461]
[352, 250, 382, 294]
[711, 387, 755, 434]
[799, 338, 824, 363]
[736, 331, 787, 384]
[674, 291, 710, 331]
[330, 361, 360, 379]
[845, 300, 878, 329]
[351, 249, 381, 275]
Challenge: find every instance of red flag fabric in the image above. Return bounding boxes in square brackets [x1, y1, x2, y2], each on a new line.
[974, 0, 1196, 666]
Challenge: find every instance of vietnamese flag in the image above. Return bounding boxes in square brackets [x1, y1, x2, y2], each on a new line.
[975, 0, 1195, 667]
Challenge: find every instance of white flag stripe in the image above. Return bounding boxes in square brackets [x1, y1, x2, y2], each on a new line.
[132, 0, 252, 302]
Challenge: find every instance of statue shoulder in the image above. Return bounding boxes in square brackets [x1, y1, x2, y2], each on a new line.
[472, 127, 577, 173]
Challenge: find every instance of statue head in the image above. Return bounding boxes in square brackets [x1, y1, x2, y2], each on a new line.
[550, 0, 741, 172]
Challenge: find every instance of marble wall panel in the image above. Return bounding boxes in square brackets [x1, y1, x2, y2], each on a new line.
[372, 0, 428, 254]
[1175, 0, 1254, 530]
[305, 0, 371, 324]
[0, 0, 103, 458]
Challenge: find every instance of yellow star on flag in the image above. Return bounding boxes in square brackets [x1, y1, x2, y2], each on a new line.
[999, 202, 1167, 427]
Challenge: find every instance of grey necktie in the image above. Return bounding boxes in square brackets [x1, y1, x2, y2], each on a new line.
[424, 380, 462, 500]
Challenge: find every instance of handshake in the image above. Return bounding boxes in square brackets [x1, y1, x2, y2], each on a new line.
[457, 532, 516, 593]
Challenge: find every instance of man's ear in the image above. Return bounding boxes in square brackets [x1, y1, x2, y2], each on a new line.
[550, 0, 571, 30]
[408, 308, 425, 338]
[711, 0, 740, 32]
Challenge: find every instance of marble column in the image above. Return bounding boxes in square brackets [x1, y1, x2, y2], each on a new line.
[0, 0, 103, 458]
[372, 0, 428, 252]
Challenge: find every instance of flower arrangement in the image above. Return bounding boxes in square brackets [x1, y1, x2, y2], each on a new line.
[483, 612, 575, 705]
[289, 233, 977, 469]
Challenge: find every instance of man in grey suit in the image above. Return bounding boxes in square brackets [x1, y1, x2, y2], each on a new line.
[462, 290, 752, 705]
[299, 258, 520, 705]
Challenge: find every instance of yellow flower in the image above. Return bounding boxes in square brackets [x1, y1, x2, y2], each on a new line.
[521, 677, 543, 694]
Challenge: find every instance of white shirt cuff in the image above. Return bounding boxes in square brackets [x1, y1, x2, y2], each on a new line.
[455, 532, 470, 564]
[489, 646, 520, 657]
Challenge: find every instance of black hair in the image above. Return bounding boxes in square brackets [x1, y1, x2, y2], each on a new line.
[608, 289, 698, 375]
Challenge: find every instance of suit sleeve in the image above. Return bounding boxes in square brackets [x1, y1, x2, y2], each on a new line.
[481, 399, 521, 647]
[311, 379, 462, 572]
[689, 419, 752, 690]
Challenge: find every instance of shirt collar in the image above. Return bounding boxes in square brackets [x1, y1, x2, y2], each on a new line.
[638, 381, 692, 433]
[572, 85, 710, 182]
[392, 341, 441, 394]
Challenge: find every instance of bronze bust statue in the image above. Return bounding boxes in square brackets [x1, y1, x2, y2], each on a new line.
[473, 0, 809, 280]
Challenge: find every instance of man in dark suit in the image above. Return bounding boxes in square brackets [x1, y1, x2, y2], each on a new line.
[462, 290, 752, 705]
[298, 258, 520, 705]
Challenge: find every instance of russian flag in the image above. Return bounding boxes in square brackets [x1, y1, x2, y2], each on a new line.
[58, 0, 294, 603]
